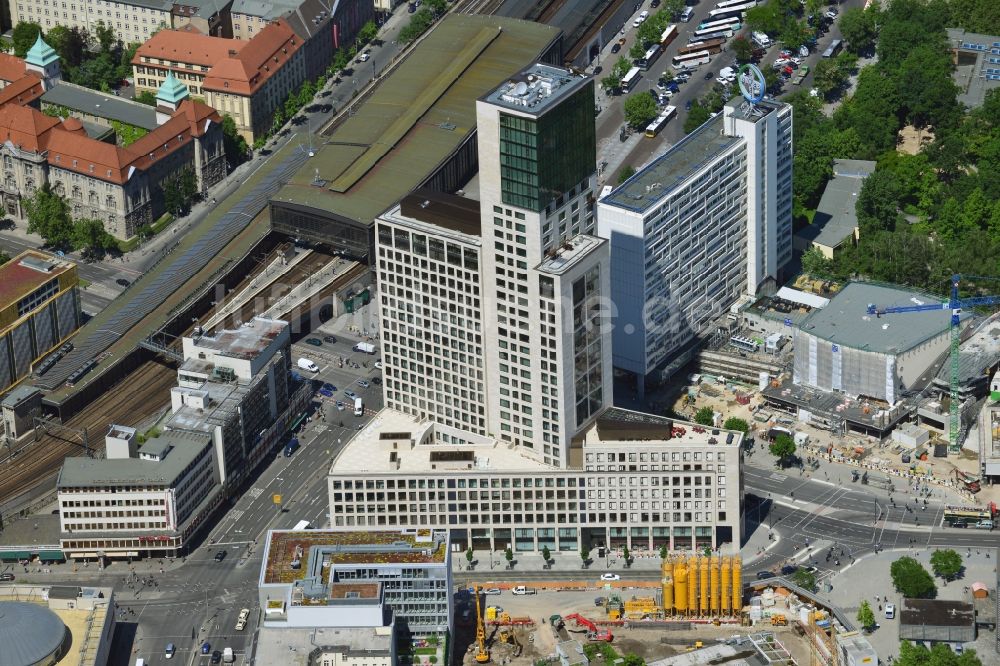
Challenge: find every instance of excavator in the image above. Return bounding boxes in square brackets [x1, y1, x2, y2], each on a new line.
[473, 585, 490, 663]
[564, 613, 614, 642]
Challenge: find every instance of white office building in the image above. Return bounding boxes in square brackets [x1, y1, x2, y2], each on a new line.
[328, 408, 744, 553]
[598, 98, 793, 393]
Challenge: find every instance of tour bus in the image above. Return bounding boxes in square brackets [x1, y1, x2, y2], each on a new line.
[690, 28, 735, 42]
[636, 44, 662, 71]
[692, 22, 738, 40]
[621, 66, 642, 92]
[696, 17, 741, 32]
[707, 2, 756, 21]
[659, 24, 679, 48]
[678, 38, 726, 56]
[822, 39, 843, 58]
[671, 50, 711, 69]
[644, 106, 677, 137]
[714, 0, 756, 10]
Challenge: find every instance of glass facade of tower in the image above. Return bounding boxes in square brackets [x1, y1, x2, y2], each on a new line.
[498, 82, 596, 212]
[572, 265, 605, 427]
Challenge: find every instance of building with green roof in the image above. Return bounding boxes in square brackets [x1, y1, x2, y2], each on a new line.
[269, 14, 562, 260]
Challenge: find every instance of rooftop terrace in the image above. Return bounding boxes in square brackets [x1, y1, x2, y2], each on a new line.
[482, 63, 589, 115]
[186, 317, 287, 359]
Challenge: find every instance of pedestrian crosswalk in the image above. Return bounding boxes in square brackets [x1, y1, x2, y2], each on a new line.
[769, 472, 787, 482]
[248, 487, 264, 499]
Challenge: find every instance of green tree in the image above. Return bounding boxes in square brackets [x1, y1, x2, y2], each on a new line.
[744, 2, 783, 36]
[424, 0, 446, 17]
[890, 556, 936, 598]
[629, 41, 646, 61]
[616, 165, 635, 185]
[162, 169, 199, 217]
[357, 19, 379, 44]
[542, 545, 551, 563]
[793, 569, 816, 591]
[92, 20, 118, 52]
[694, 407, 714, 426]
[723, 417, 749, 434]
[600, 75, 620, 94]
[896, 640, 982, 666]
[135, 90, 157, 106]
[504, 546, 514, 567]
[662, 0, 685, 19]
[659, 544, 668, 560]
[612, 56, 632, 80]
[929, 549, 963, 581]
[838, 7, 877, 54]
[24, 184, 74, 249]
[73, 218, 118, 259]
[897, 44, 960, 129]
[856, 168, 901, 234]
[46, 25, 87, 68]
[71, 52, 120, 92]
[683, 100, 711, 134]
[222, 115, 249, 166]
[856, 600, 876, 631]
[801, 247, 832, 276]
[779, 20, 813, 50]
[465, 546, 473, 569]
[580, 547, 590, 569]
[621, 545, 631, 564]
[769, 434, 796, 467]
[812, 58, 849, 97]
[399, 8, 435, 43]
[731, 36, 753, 63]
[111, 120, 148, 147]
[623, 91, 657, 129]
[137, 223, 154, 241]
[11, 22, 43, 58]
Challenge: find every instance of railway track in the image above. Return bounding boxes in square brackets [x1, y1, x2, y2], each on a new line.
[454, 0, 507, 16]
[0, 358, 178, 507]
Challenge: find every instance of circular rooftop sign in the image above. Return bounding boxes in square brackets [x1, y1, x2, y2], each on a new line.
[738, 64, 766, 104]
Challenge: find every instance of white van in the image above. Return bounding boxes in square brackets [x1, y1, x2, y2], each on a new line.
[752, 31, 771, 46]
[297, 358, 319, 373]
[680, 7, 694, 21]
[135, 660, 145, 666]
[354, 397, 364, 416]
[165, 643, 176, 659]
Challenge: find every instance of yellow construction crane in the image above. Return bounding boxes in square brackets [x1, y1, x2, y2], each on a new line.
[473, 585, 490, 663]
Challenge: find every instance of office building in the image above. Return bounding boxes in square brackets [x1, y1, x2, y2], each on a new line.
[329, 407, 744, 553]
[475, 63, 611, 468]
[259, 528, 450, 637]
[56, 317, 311, 559]
[133, 20, 306, 142]
[597, 98, 793, 393]
[0, 250, 80, 393]
[11, 0, 230, 47]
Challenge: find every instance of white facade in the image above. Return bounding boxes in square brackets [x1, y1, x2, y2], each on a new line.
[597, 99, 793, 389]
[328, 409, 744, 553]
[376, 196, 487, 440]
[13, 0, 172, 46]
[475, 65, 611, 468]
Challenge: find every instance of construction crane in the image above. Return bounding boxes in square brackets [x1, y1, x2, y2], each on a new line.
[564, 613, 614, 642]
[473, 585, 490, 663]
[867, 274, 1000, 452]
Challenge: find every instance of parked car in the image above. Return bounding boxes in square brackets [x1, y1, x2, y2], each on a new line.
[372, 377, 382, 385]
[214, 550, 227, 562]
[756, 571, 776, 580]
[0, 573, 15, 581]
[482, 588, 502, 595]
[685, 100, 692, 111]
[611, 42, 621, 54]
[305, 338, 322, 346]
[600, 573, 621, 581]
[780, 565, 798, 576]
[357, 380, 370, 388]
[323, 335, 337, 343]
[116, 278, 131, 287]
[374, 360, 383, 369]
[319, 388, 334, 397]
[201, 643, 211, 655]
[650, 0, 660, 6]
[357, 51, 370, 62]
[336, 401, 345, 411]
[211, 651, 222, 665]
[322, 382, 336, 392]
[704, 71, 714, 80]
[344, 390, 357, 399]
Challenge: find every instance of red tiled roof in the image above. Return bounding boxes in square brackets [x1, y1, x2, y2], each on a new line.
[134, 30, 245, 69]
[0, 104, 60, 152]
[0, 73, 44, 108]
[202, 20, 302, 96]
[0, 53, 27, 84]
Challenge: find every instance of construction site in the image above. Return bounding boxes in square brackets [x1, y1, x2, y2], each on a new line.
[454, 557, 873, 666]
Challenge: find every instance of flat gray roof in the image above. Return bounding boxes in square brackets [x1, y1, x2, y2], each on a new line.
[42, 83, 159, 131]
[1, 385, 40, 407]
[795, 160, 875, 250]
[57, 431, 213, 487]
[601, 113, 738, 213]
[482, 63, 589, 115]
[948, 28, 1000, 108]
[798, 282, 956, 354]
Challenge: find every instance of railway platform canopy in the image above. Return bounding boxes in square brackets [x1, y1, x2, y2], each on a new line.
[268, 14, 562, 255]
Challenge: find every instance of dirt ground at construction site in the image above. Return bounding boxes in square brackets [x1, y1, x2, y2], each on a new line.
[660, 376, 992, 507]
[452, 587, 815, 666]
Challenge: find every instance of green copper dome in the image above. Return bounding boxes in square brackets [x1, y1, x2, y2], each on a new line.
[156, 72, 189, 106]
[25, 34, 59, 68]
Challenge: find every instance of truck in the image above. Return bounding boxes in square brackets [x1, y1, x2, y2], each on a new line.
[353, 342, 376, 354]
[792, 65, 809, 85]
[512, 586, 536, 595]
[223, 647, 235, 663]
[284, 437, 300, 457]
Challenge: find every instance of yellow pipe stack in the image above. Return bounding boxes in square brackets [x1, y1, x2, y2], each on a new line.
[674, 558, 688, 614]
[661, 558, 674, 612]
[688, 555, 698, 616]
[710, 555, 720, 615]
[721, 556, 732, 614]
[732, 556, 742, 613]
[699, 555, 709, 615]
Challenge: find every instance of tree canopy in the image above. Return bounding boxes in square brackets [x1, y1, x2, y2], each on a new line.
[769, 435, 796, 466]
[890, 557, 936, 598]
[896, 640, 982, 666]
[856, 600, 875, 631]
[929, 549, 963, 580]
[623, 92, 657, 129]
[11, 22, 42, 58]
[723, 417, 749, 434]
[694, 407, 715, 426]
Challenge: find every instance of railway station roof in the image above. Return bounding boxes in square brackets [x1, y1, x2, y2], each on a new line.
[270, 14, 561, 227]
